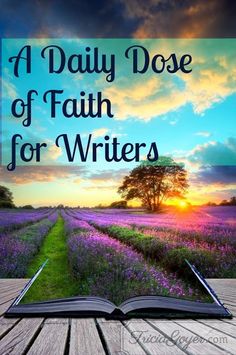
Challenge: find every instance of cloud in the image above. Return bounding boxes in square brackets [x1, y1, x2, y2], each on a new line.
[0, 0, 137, 38]
[111, 133, 127, 138]
[44, 143, 63, 161]
[191, 166, 236, 185]
[185, 165, 236, 204]
[1, 129, 63, 166]
[88, 168, 129, 184]
[92, 128, 109, 138]
[186, 185, 236, 204]
[122, 0, 236, 38]
[2, 19, 236, 124]
[72, 168, 130, 193]
[85, 184, 119, 191]
[2, 78, 18, 100]
[103, 40, 236, 121]
[187, 138, 236, 165]
[1, 0, 236, 38]
[81, 128, 109, 139]
[104, 78, 186, 121]
[195, 131, 212, 137]
[0, 166, 87, 184]
[182, 65, 236, 114]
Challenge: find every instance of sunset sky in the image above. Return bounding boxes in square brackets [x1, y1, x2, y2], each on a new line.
[0, 1, 236, 207]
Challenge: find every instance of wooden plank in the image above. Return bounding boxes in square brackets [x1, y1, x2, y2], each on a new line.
[0, 279, 28, 286]
[0, 318, 43, 355]
[217, 295, 236, 304]
[0, 280, 28, 291]
[124, 319, 185, 354]
[223, 305, 236, 317]
[0, 284, 25, 291]
[176, 320, 236, 354]
[221, 319, 236, 325]
[0, 286, 25, 295]
[97, 318, 147, 355]
[214, 286, 236, 293]
[207, 283, 236, 296]
[207, 281, 236, 293]
[198, 319, 236, 338]
[0, 287, 25, 297]
[0, 280, 28, 305]
[207, 279, 236, 285]
[217, 292, 236, 298]
[219, 297, 236, 304]
[147, 319, 228, 355]
[0, 279, 27, 287]
[27, 318, 68, 355]
[70, 318, 105, 355]
[0, 299, 15, 316]
[0, 291, 22, 306]
[0, 317, 19, 338]
[211, 284, 236, 289]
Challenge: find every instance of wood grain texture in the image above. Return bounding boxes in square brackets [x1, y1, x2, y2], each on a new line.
[176, 320, 236, 354]
[70, 318, 105, 355]
[124, 319, 185, 354]
[0, 299, 16, 316]
[0, 278, 235, 354]
[27, 318, 69, 355]
[0, 317, 19, 338]
[197, 319, 236, 338]
[97, 318, 147, 355]
[147, 319, 228, 354]
[0, 318, 43, 355]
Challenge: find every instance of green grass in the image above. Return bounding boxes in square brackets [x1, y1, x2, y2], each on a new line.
[93, 224, 236, 282]
[22, 216, 80, 303]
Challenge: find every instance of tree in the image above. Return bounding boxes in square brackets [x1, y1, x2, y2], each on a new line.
[206, 201, 217, 206]
[219, 197, 236, 206]
[21, 205, 34, 209]
[229, 197, 236, 206]
[57, 204, 64, 209]
[219, 199, 229, 206]
[110, 200, 128, 209]
[0, 185, 15, 208]
[118, 157, 188, 212]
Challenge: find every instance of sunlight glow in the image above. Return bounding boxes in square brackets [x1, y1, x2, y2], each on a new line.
[178, 200, 189, 209]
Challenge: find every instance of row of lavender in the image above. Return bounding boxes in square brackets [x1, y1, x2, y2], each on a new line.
[0, 208, 53, 233]
[68, 207, 236, 240]
[67, 208, 236, 277]
[0, 210, 58, 277]
[62, 210, 206, 304]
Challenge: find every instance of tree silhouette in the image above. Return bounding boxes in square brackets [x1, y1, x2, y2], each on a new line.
[229, 197, 236, 206]
[220, 197, 236, 206]
[118, 157, 188, 211]
[110, 200, 127, 209]
[0, 185, 15, 208]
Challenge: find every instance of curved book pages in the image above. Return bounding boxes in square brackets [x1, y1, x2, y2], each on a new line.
[6, 260, 232, 319]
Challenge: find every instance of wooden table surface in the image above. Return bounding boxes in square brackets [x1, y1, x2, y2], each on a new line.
[0, 279, 235, 354]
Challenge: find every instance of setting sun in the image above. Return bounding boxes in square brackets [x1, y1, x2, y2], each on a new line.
[178, 200, 189, 209]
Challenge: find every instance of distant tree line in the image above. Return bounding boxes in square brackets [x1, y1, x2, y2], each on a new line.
[206, 197, 236, 206]
[219, 197, 236, 206]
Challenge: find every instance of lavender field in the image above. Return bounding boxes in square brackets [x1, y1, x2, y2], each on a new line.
[65, 206, 236, 278]
[0, 209, 58, 277]
[1, 206, 235, 303]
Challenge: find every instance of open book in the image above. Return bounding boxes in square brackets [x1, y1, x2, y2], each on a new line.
[6, 260, 232, 319]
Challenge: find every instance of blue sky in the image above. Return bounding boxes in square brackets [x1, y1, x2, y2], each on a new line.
[2, 38, 236, 168]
